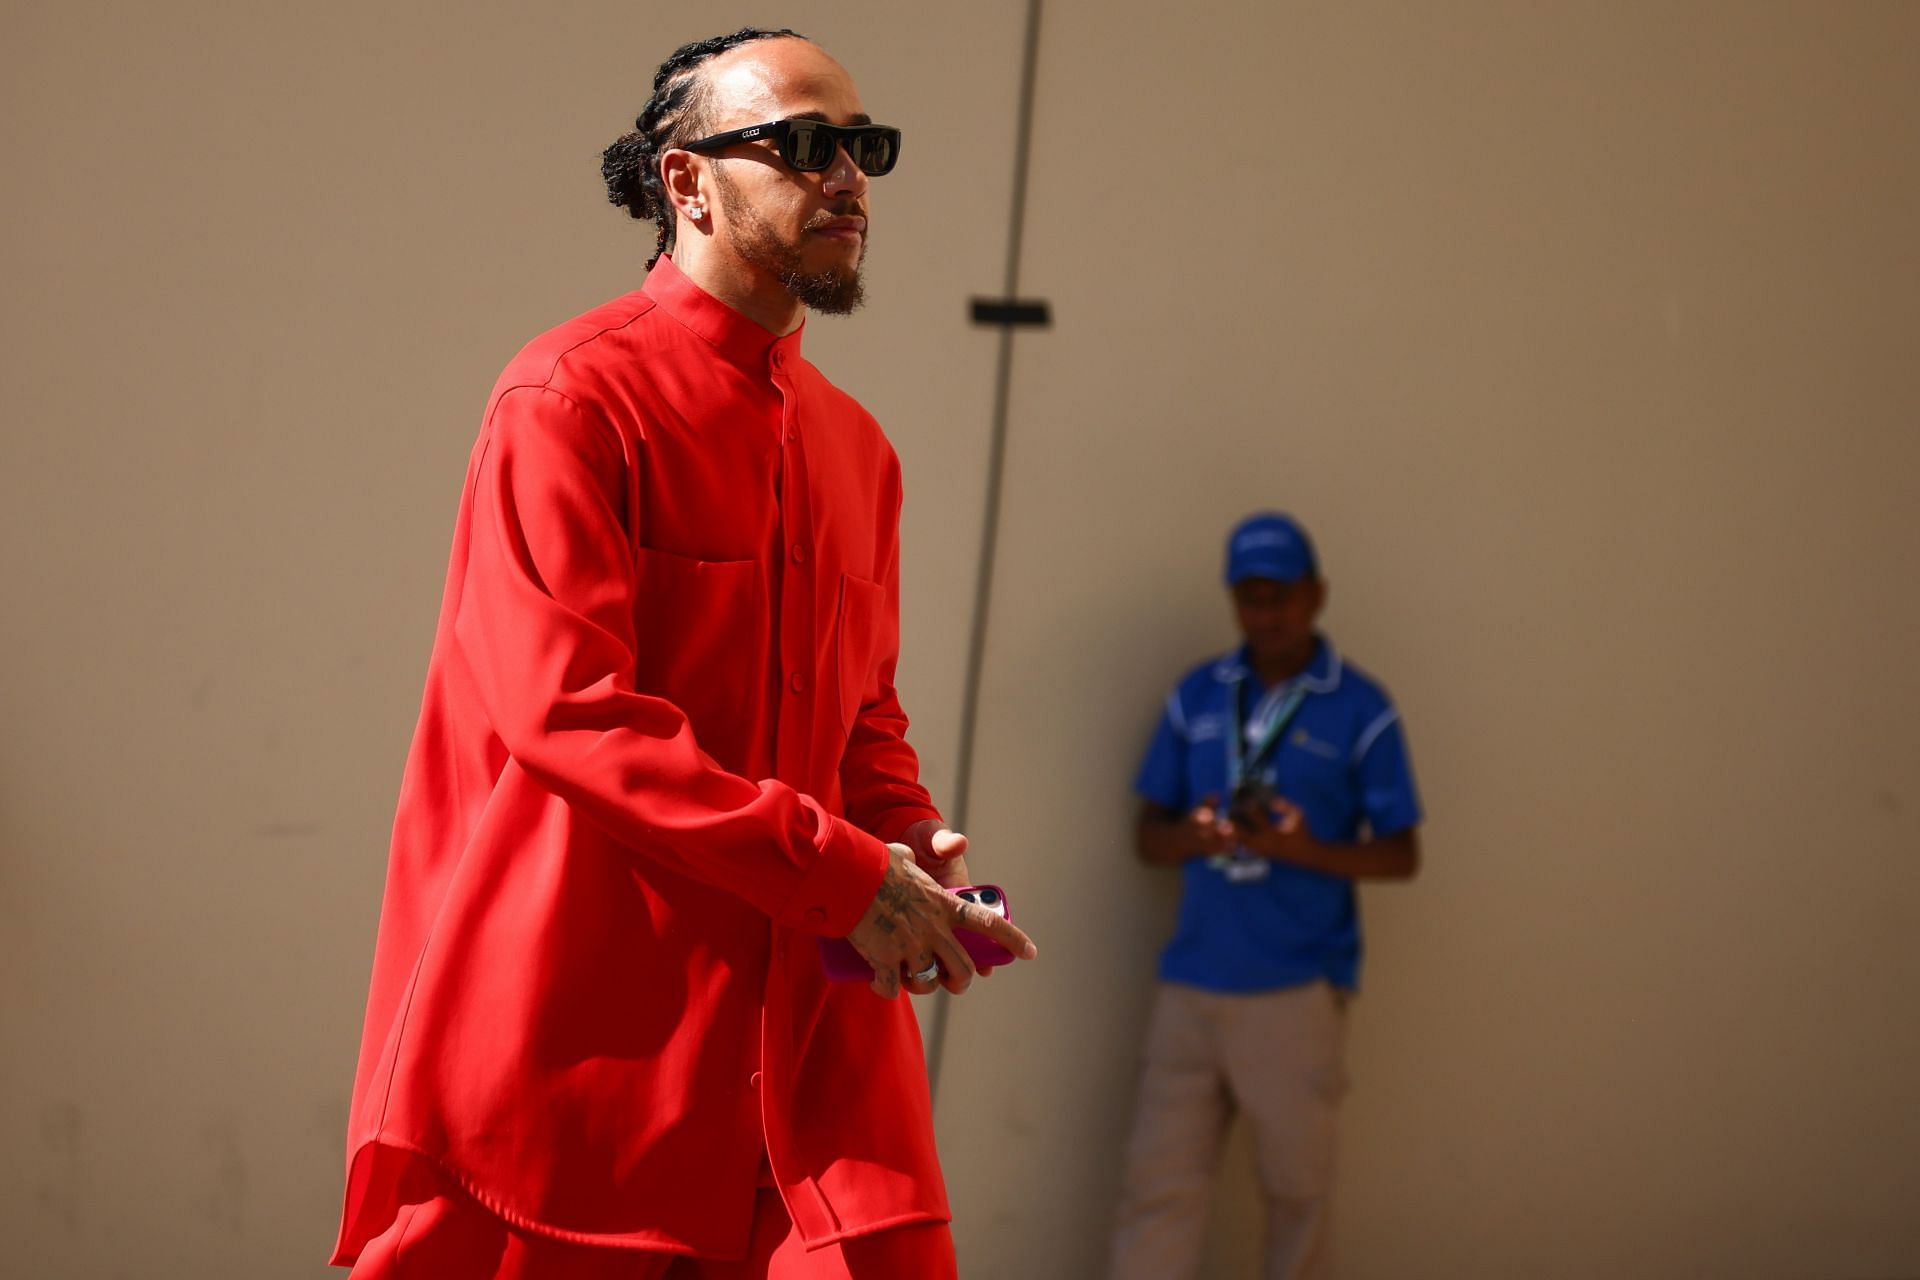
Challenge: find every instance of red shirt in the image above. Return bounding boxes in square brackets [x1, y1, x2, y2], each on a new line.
[332, 257, 947, 1264]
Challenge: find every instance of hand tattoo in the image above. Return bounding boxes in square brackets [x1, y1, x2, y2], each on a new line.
[873, 865, 918, 938]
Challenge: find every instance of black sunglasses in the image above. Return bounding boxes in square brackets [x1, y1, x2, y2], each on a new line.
[678, 118, 902, 176]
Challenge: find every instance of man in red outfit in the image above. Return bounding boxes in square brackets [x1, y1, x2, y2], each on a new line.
[331, 27, 1036, 1279]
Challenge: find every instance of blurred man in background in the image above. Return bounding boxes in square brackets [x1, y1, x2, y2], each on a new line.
[1109, 512, 1422, 1280]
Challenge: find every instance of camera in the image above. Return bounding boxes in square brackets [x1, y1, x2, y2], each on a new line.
[954, 885, 1003, 913]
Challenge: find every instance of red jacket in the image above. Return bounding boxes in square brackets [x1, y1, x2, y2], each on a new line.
[332, 257, 946, 1264]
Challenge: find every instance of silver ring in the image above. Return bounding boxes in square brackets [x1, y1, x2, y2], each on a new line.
[909, 962, 940, 984]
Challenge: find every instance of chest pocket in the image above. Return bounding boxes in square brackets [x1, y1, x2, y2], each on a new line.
[631, 546, 767, 769]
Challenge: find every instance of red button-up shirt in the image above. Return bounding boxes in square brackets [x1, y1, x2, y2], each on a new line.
[332, 257, 947, 1264]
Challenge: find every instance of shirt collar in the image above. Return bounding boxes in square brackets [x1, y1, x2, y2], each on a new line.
[641, 254, 806, 376]
[1212, 635, 1343, 694]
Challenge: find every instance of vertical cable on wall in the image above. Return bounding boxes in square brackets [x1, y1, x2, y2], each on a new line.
[926, 0, 1045, 1097]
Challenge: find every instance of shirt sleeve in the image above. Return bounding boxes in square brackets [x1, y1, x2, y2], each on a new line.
[838, 481, 942, 844]
[1353, 705, 1422, 838]
[451, 384, 887, 936]
[1133, 689, 1192, 812]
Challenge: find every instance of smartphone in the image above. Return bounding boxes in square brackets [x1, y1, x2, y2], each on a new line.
[817, 884, 1017, 982]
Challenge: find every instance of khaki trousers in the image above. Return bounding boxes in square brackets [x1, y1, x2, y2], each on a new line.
[1108, 981, 1350, 1280]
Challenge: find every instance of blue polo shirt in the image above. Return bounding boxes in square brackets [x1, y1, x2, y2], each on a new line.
[1134, 636, 1421, 993]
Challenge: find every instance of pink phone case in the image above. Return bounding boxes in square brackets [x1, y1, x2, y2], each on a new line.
[818, 885, 1017, 982]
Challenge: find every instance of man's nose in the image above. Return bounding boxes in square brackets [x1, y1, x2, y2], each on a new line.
[822, 144, 868, 199]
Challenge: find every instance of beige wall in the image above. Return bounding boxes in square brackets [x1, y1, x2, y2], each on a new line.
[3, 3, 1916, 1278]
[934, 3, 1920, 1277]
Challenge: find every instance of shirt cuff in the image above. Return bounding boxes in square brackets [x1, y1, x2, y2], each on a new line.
[783, 805, 892, 936]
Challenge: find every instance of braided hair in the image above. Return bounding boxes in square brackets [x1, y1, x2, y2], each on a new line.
[601, 27, 803, 266]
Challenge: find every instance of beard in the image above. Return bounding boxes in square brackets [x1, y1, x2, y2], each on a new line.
[713, 168, 866, 315]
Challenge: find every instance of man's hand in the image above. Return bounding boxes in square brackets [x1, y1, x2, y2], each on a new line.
[1186, 795, 1239, 857]
[847, 842, 1037, 999]
[1230, 796, 1316, 864]
[1231, 799, 1423, 880]
[898, 818, 971, 889]
[1136, 796, 1236, 865]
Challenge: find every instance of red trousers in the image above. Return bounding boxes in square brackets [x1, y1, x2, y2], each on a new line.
[346, 1168, 957, 1280]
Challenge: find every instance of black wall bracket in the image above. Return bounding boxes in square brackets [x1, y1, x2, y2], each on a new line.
[969, 298, 1053, 328]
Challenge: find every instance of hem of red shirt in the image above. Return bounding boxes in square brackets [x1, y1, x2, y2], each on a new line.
[330, 1138, 953, 1266]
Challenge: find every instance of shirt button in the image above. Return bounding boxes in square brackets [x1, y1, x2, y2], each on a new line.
[805, 907, 826, 925]
[770, 349, 785, 369]
[789, 671, 807, 694]
[790, 542, 809, 564]
[749, 1071, 762, 1089]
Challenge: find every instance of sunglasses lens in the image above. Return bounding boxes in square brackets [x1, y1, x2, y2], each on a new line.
[784, 124, 836, 171]
[852, 131, 898, 176]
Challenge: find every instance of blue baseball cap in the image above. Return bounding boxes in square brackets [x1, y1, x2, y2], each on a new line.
[1224, 512, 1318, 584]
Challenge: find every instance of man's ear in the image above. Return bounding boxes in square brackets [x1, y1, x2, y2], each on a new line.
[659, 149, 704, 220]
[1309, 578, 1329, 617]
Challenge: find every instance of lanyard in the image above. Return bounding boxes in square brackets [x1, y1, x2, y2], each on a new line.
[1225, 676, 1308, 790]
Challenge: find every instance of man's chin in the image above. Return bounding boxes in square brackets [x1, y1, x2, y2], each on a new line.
[782, 265, 865, 315]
